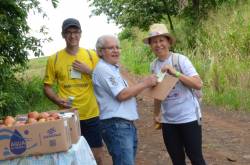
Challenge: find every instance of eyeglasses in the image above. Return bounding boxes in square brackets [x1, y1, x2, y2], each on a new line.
[102, 46, 121, 52]
[64, 31, 81, 36]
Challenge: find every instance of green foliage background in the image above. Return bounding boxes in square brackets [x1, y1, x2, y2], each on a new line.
[120, 1, 250, 111]
[0, 0, 58, 118]
[0, 0, 250, 119]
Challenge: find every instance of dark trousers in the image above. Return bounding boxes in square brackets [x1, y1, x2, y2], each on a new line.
[162, 120, 206, 165]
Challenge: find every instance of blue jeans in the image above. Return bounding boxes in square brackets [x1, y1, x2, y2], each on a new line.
[100, 118, 137, 165]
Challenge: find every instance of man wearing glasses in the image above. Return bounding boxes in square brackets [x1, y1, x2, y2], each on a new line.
[44, 18, 104, 165]
[93, 35, 157, 165]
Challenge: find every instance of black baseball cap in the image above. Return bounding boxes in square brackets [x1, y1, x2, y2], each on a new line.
[62, 18, 81, 33]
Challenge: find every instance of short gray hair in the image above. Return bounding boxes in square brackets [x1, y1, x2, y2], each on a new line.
[95, 35, 120, 57]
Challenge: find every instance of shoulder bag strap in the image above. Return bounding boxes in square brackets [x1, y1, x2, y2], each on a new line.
[54, 51, 59, 79]
[54, 51, 59, 66]
[150, 57, 158, 73]
[86, 49, 94, 66]
[171, 53, 182, 72]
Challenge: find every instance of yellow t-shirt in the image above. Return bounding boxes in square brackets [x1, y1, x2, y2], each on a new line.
[44, 48, 99, 120]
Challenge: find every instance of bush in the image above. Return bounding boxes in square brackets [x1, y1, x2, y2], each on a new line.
[0, 76, 56, 119]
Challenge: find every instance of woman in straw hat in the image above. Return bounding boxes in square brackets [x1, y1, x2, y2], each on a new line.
[144, 23, 206, 165]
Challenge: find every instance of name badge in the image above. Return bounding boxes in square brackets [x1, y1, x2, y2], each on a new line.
[71, 68, 81, 79]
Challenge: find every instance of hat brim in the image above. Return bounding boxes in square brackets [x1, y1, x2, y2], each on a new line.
[143, 33, 176, 45]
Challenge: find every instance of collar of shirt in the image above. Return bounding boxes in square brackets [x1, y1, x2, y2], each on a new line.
[100, 59, 119, 70]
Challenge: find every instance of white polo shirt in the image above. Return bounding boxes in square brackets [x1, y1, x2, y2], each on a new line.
[93, 59, 138, 121]
[151, 52, 201, 124]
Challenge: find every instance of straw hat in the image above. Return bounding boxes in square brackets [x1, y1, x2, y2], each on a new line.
[143, 23, 176, 45]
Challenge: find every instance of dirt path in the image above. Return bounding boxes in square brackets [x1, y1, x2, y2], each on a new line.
[102, 69, 250, 165]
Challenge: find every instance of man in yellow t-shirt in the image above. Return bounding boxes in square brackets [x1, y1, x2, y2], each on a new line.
[43, 18, 103, 165]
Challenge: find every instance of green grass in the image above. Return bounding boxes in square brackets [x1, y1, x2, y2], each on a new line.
[7, 56, 58, 116]
[192, 1, 250, 110]
[19, 77, 58, 113]
[24, 56, 58, 112]
[25, 56, 48, 78]
[121, 40, 154, 75]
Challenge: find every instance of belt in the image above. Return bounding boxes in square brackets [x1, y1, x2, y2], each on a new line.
[101, 117, 134, 124]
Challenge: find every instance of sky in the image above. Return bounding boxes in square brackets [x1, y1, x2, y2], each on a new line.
[27, 0, 121, 58]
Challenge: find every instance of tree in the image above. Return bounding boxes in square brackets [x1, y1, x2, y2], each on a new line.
[0, 0, 58, 116]
[89, 0, 179, 31]
[0, 0, 58, 68]
[89, 0, 235, 31]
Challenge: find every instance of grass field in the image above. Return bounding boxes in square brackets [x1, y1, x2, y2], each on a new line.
[25, 56, 48, 78]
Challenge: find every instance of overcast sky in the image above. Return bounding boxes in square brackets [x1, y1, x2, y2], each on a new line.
[27, 0, 121, 58]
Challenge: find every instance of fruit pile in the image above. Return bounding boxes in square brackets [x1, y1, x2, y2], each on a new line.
[0, 111, 61, 128]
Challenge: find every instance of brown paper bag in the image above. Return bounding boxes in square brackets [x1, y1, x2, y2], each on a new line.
[143, 75, 178, 100]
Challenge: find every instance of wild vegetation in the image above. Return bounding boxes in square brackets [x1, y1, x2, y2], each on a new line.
[0, 0, 249, 118]
[118, 1, 250, 110]
[0, 0, 58, 117]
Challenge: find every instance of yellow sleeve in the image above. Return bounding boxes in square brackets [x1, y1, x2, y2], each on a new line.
[44, 54, 56, 85]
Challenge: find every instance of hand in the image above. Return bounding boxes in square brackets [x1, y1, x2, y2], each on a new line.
[72, 60, 92, 74]
[142, 74, 158, 87]
[161, 64, 177, 76]
[154, 114, 162, 130]
[56, 97, 71, 109]
[154, 114, 161, 123]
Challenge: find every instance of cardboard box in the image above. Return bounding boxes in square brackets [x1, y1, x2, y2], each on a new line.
[0, 118, 71, 160]
[143, 75, 178, 100]
[59, 109, 81, 144]
[44, 108, 81, 144]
